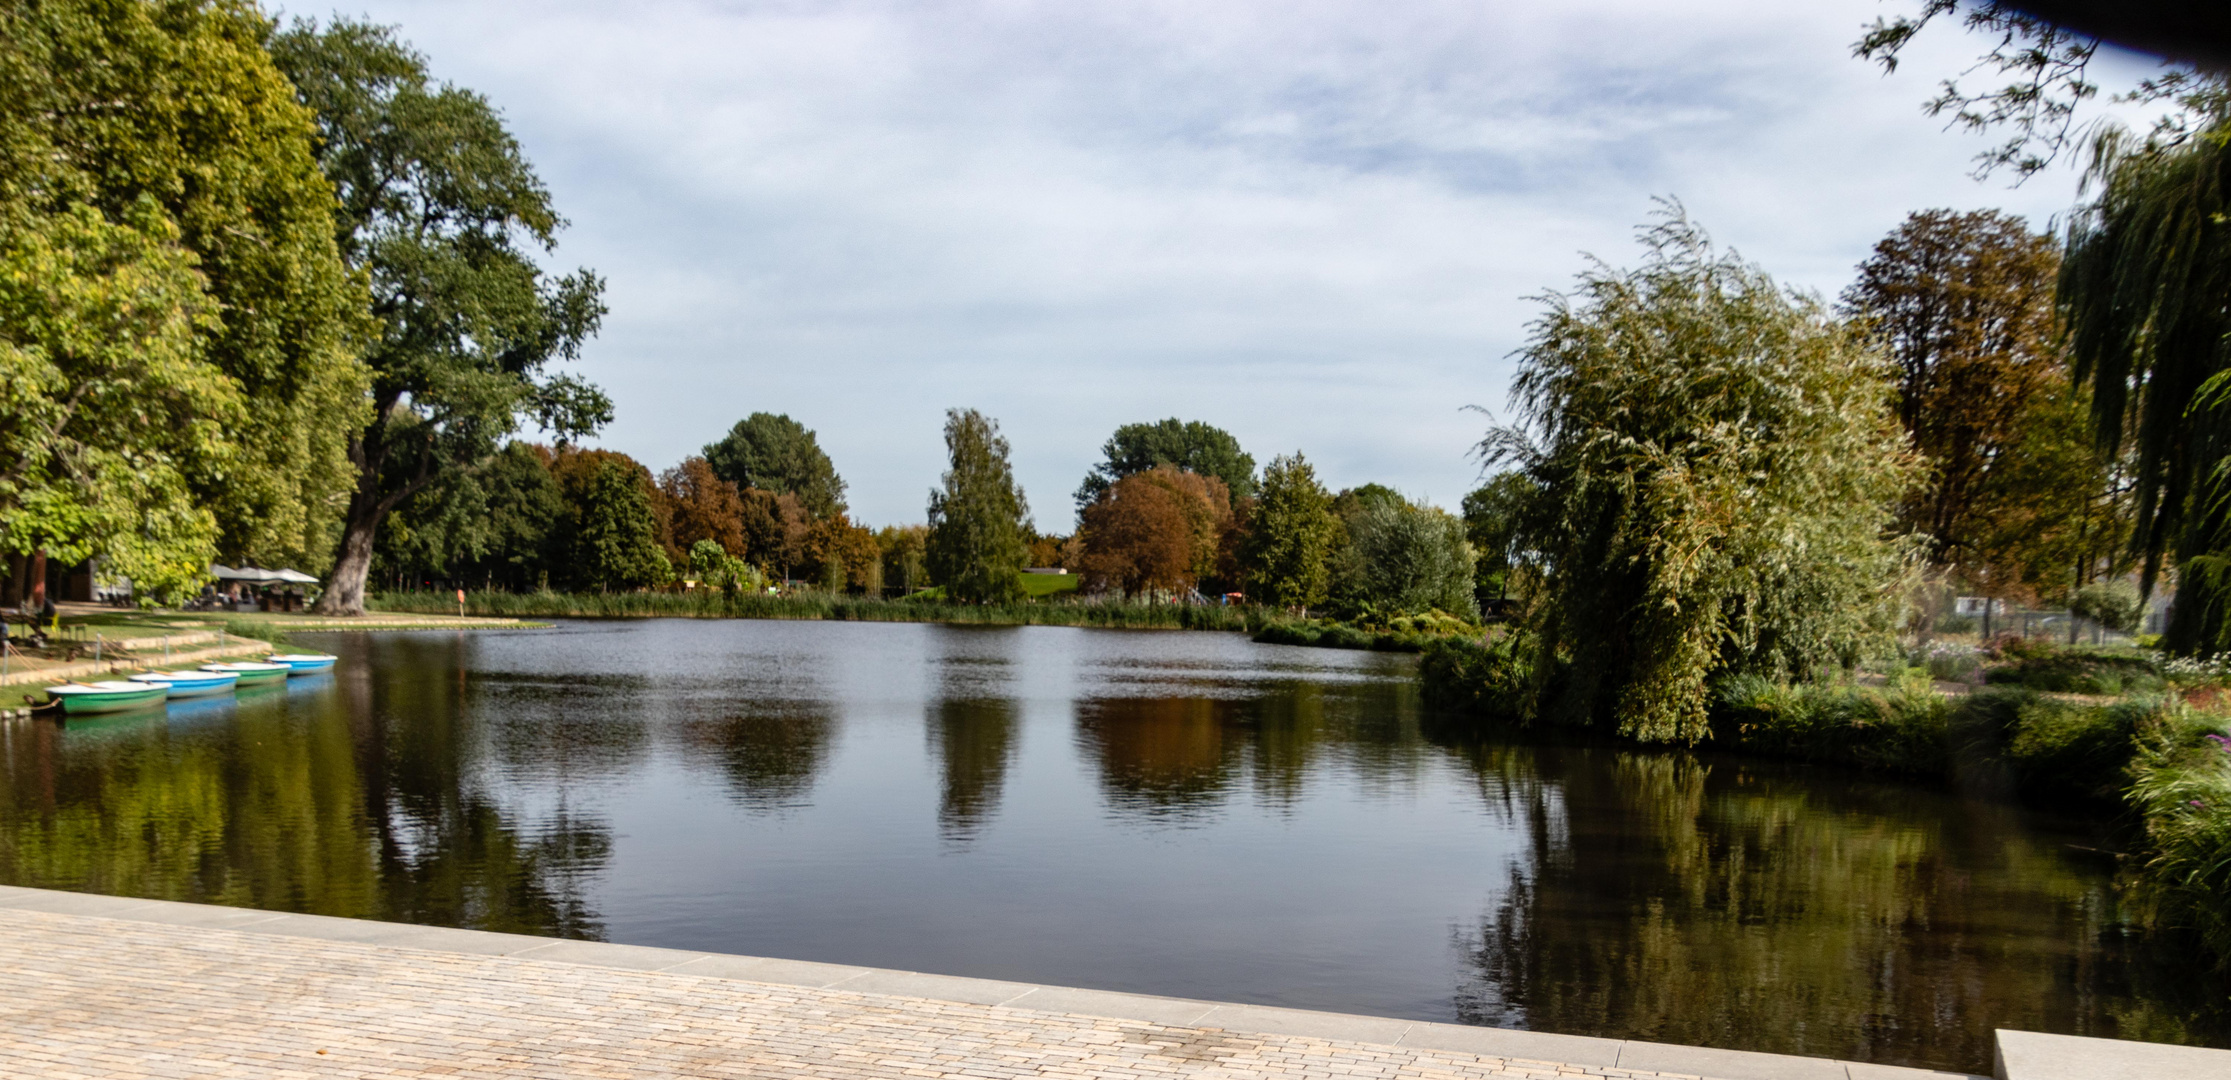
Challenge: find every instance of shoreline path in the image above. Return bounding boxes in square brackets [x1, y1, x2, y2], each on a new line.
[0, 886, 1978, 1080]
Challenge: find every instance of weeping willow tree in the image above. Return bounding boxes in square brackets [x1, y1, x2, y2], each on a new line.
[2061, 123, 2231, 655]
[1485, 210, 1917, 745]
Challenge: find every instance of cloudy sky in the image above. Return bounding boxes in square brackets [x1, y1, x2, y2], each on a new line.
[299, 0, 2155, 529]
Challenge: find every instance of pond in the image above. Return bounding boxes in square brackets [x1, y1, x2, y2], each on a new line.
[0, 619, 2222, 1074]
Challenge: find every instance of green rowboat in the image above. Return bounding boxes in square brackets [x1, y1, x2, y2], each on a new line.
[45, 681, 170, 715]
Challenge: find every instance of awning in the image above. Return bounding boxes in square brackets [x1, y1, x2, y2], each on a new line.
[209, 565, 319, 585]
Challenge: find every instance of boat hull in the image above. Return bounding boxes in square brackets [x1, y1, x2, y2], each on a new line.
[132, 673, 237, 698]
[202, 664, 290, 685]
[269, 654, 338, 675]
[47, 687, 170, 715]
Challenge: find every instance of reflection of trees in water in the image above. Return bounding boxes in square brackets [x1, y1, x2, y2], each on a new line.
[0, 634, 612, 940]
[929, 698, 1018, 842]
[1075, 677, 1429, 819]
[1435, 735, 2212, 1074]
[678, 706, 835, 812]
[1075, 698, 1241, 817]
[477, 676, 652, 780]
[352, 635, 609, 937]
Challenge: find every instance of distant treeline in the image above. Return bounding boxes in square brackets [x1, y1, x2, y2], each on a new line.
[372, 588, 1256, 631]
[376, 410, 1491, 631]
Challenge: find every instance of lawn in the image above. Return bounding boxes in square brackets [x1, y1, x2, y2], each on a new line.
[1018, 572, 1081, 598]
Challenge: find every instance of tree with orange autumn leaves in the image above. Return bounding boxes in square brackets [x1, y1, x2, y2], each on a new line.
[1076, 466, 1239, 599]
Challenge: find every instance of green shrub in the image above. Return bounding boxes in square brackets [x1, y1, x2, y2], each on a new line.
[1711, 675, 1951, 775]
[2125, 704, 2231, 971]
[2002, 696, 2148, 804]
[1419, 636, 1532, 722]
[1912, 642, 1983, 681]
[1250, 620, 1431, 652]
[1984, 646, 2164, 694]
[2071, 581, 2145, 633]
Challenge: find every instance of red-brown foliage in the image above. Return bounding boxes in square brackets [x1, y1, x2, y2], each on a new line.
[659, 456, 747, 563]
[1078, 467, 1233, 598]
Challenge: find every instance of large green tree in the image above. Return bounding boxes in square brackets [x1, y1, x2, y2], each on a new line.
[1340, 498, 1477, 620]
[569, 459, 668, 592]
[1075, 418, 1255, 509]
[2061, 119, 2231, 654]
[1239, 453, 1337, 611]
[1487, 212, 1915, 744]
[0, 0, 368, 596]
[374, 441, 564, 592]
[702, 413, 846, 519]
[926, 408, 1030, 603]
[271, 19, 608, 616]
[1461, 472, 1532, 605]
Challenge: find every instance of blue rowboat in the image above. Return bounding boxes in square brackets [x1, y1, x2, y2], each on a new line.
[45, 680, 170, 715]
[130, 670, 240, 698]
[202, 661, 291, 685]
[267, 653, 338, 675]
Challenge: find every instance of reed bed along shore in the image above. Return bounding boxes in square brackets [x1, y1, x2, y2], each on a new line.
[371, 589, 1256, 632]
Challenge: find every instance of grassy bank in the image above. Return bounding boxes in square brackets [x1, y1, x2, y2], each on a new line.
[372, 589, 1252, 631]
[1249, 610, 1480, 653]
[372, 589, 1504, 650]
[1421, 636, 2231, 969]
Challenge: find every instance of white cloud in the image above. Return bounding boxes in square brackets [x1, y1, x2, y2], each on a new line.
[296, 0, 2145, 526]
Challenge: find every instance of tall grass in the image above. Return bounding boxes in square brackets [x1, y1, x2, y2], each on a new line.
[371, 589, 1253, 631]
[2126, 703, 2231, 971]
[1713, 673, 1952, 775]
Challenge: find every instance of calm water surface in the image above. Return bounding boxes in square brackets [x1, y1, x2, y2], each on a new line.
[1, 620, 2223, 1072]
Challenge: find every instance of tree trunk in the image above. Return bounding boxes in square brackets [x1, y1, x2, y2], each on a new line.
[314, 416, 436, 616]
[316, 511, 379, 616]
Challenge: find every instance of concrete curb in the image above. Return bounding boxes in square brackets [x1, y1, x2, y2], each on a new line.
[0, 639, 274, 687]
[0, 884, 1987, 1080]
[1993, 1028, 2231, 1080]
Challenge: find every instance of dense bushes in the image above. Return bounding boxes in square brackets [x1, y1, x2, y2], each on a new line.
[2127, 706, 2231, 970]
[1998, 695, 2152, 803]
[1418, 637, 1530, 720]
[1984, 646, 2165, 695]
[1713, 674, 1952, 775]
[1253, 609, 1484, 653]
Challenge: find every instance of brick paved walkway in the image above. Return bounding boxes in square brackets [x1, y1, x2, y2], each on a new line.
[0, 908, 1713, 1080]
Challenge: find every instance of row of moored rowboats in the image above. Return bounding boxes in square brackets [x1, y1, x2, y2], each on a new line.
[42, 654, 339, 715]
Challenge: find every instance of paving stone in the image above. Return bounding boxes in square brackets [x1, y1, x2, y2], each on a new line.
[506, 939, 709, 972]
[1615, 1040, 1845, 1080]
[1396, 1024, 1624, 1068]
[997, 987, 1222, 1028]
[664, 952, 878, 987]
[1844, 1061, 1988, 1080]
[1993, 1028, 2231, 1080]
[0, 907, 1734, 1080]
